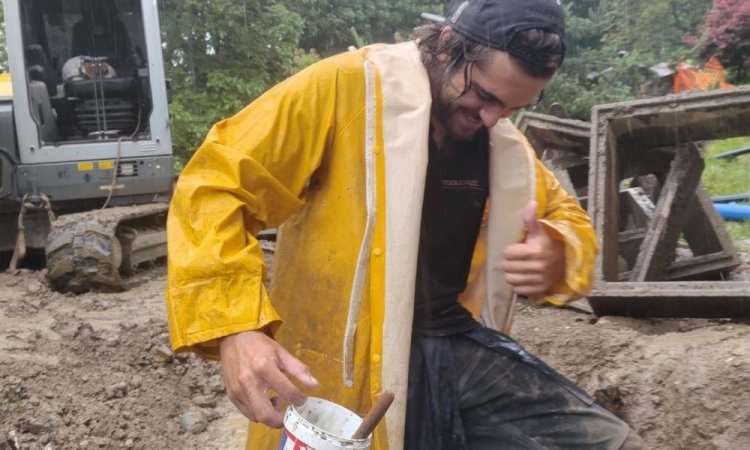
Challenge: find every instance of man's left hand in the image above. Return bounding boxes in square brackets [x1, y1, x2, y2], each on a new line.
[502, 200, 565, 300]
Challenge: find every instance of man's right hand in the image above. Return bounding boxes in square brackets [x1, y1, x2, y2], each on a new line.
[219, 329, 319, 428]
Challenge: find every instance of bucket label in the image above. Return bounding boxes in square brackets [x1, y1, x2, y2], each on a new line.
[278, 429, 312, 450]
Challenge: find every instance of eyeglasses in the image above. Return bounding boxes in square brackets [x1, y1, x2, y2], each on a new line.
[463, 64, 546, 118]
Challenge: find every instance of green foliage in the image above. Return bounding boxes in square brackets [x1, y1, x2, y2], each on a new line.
[541, 0, 714, 121]
[292, 48, 321, 72]
[280, 0, 444, 54]
[703, 137, 750, 197]
[160, 0, 447, 164]
[703, 157, 750, 196]
[703, 137, 750, 241]
[706, 137, 750, 157]
[600, 0, 711, 60]
[159, 0, 303, 162]
[724, 221, 750, 243]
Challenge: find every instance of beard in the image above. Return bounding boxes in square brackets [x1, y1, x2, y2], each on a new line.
[430, 75, 485, 143]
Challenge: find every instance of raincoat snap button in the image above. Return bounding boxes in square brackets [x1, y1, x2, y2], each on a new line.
[373, 248, 382, 256]
[372, 354, 381, 363]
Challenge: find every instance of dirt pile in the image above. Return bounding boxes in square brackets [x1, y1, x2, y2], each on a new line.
[0, 268, 245, 450]
[514, 304, 750, 450]
[1, 261, 749, 449]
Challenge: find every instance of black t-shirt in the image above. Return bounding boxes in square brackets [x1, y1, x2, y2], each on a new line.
[412, 130, 489, 336]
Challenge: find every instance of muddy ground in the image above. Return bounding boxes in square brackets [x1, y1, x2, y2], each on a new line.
[1, 250, 749, 449]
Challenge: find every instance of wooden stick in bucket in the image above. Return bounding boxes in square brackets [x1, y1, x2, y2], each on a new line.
[351, 390, 395, 439]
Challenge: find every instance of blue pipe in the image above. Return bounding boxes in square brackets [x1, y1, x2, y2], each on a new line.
[714, 202, 750, 221]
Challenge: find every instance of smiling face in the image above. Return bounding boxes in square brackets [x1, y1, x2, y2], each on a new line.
[429, 28, 553, 143]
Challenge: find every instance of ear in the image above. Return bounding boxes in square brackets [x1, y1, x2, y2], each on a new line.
[436, 26, 455, 63]
[438, 26, 454, 46]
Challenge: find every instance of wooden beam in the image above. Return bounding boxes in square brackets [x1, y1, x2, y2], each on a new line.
[630, 144, 704, 281]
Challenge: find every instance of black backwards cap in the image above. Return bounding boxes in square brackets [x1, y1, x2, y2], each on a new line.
[444, 0, 566, 67]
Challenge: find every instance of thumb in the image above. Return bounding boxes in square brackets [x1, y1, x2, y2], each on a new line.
[522, 200, 544, 240]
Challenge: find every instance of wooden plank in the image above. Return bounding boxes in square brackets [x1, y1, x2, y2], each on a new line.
[597, 86, 750, 150]
[515, 112, 591, 158]
[620, 188, 654, 230]
[541, 150, 587, 170]
[591, 118, 621, 281]
[618, 251, 740, 281]
[588, 281, 750, 318]
[665, 251, 740, 280]
[618, 228, 647, 269]
[683, 185, 739, 258]
[630, 144, 704, 281]
[546, 159, 579, 203]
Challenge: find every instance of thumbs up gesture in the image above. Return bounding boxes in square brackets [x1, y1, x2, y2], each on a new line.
[501, 200, 566, 300]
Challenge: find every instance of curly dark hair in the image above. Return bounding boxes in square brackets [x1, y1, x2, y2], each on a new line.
[412, 23, 564, 98]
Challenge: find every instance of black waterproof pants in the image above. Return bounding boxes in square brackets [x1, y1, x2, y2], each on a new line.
[404, 327, 644, 449]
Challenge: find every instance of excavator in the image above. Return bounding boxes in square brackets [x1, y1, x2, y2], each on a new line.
[0, 0, 173, 292]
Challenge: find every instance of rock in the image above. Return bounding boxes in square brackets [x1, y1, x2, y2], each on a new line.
[6, 429, 20, 450]
[26, 412, 60, 435]
[90, 436, 110, 447]
[1, 376, 27, 403]
[105, 382, 128, 400]
[593, 385, 624, 418]
[208, 375, 225, 394]
[180, 409, 208, 434]
[192, 394, 217, 408]
[113, 429, 128, 440]
[128, 375, 142, 390]
[151, 344, 174, 364]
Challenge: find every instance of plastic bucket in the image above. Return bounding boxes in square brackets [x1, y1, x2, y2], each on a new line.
[278, 397, 372, 450]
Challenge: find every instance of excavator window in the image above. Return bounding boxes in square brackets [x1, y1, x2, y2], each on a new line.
[19, 0, 153, 142]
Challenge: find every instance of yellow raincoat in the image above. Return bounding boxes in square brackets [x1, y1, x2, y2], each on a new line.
[166, 42, 597, 450]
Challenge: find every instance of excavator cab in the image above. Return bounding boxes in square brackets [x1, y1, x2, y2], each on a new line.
[14, 0, 161, 141]
[2, 0, 173, 203]
[1, 0, 173, 290]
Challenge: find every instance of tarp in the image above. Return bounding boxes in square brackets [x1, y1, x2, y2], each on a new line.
[673, 56, 734, 93]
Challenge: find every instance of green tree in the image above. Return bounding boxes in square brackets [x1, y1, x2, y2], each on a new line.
[280, 0, 444, 55]
[542, 1, 633, 120]
[601, 0, 710, 60]
[159, 0, 303, 162]
[543, 0, 713, 121]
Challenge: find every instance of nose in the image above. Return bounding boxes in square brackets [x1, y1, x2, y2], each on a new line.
[479, 105, 513, 127]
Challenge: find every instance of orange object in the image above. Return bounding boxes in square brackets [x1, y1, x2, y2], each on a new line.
[673, 56, 734, 93]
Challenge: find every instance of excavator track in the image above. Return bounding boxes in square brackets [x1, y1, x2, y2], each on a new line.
[45, 203, 169, 293]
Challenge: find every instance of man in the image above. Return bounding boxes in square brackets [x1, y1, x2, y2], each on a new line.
[166, 0, 643, 448]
